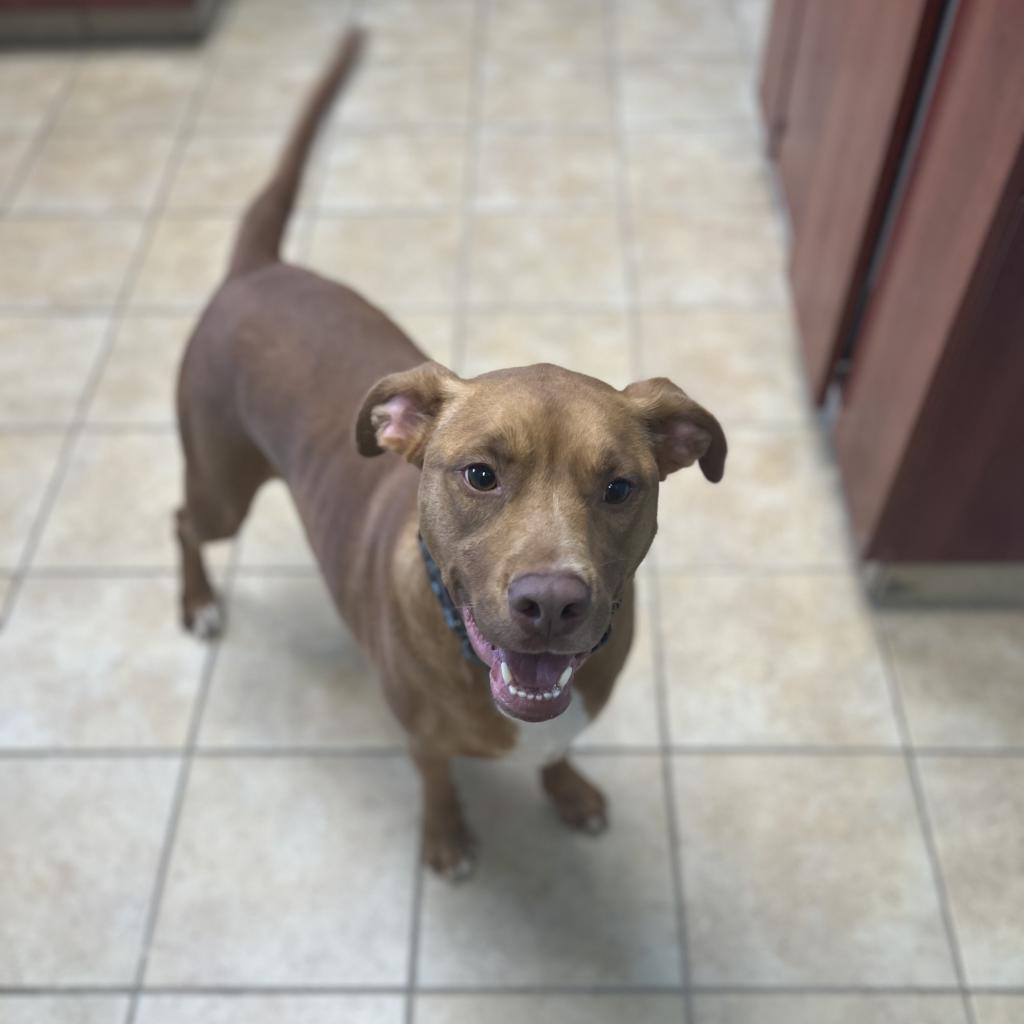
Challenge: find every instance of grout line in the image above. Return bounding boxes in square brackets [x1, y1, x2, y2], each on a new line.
[0, 38, 221, 632]
[446, 0, 489, 377]
[873, 623, 978, 1024]
[4, 743, 1024, 761]
[602, 3, 694, 1022]
[0, 59, 83, 214]
[398, 0, 490, 1016]
[123, 547, 242, 1024]
[0, 298, 791, 316]
[2, 982, 1009, 998]
[99, 42, 228, 1024]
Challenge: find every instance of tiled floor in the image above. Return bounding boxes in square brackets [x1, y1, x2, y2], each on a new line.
[1, 1, 1022, 1023]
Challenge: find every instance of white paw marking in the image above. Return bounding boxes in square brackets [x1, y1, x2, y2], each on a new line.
[190, 602, 223, 640]
[445, 855, 476, 883]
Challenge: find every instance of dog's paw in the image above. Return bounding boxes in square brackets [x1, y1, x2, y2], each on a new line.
[185, 600, 224, 641]
[423, 828, 477, 883]
[542, 760, 608, 835]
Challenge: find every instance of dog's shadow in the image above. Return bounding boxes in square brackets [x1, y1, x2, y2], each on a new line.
[417, 755, 682, 987]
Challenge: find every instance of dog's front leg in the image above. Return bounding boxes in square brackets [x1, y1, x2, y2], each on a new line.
[411, 749, 476, 882]
[541, 757, 608, 835]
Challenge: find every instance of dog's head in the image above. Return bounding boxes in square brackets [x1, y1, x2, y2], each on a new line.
[356, 361, 725, 724]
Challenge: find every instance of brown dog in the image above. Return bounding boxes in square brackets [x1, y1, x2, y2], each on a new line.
[176, 30, 726, 879]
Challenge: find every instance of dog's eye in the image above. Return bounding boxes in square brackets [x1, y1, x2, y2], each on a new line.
[464, 463, 498, 491]
[604, 478, 633, 504]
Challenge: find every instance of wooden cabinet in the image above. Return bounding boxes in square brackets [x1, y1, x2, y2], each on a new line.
[762, 0, 1024, 599]
[0, 0, 218, 41]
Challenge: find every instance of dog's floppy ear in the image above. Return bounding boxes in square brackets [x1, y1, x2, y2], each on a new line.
[355, 361, 461, 466]
[623, 377, 727, 482]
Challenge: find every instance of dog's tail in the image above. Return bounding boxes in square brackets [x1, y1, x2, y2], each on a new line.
[227, 28, 364, 277]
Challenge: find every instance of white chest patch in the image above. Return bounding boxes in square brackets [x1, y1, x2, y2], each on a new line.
[504, 690, 592, 765]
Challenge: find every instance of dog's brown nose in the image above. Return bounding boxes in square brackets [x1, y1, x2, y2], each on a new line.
[508, 573, 592, 640]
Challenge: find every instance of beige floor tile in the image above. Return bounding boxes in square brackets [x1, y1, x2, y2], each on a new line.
[166, 134, 320, 213]
[237, 479, 315, 568]
[129, 218, 235, 310]
[638, 309, 808, 426]
[57, 52, 204, 129]
[418, 995, 686, 1024]
[88, 315, 191, 425]
[196, 55, 321, 129]
[576, 580, 660, 748]
[0, 55, 77, 129]
[13, 129, 175, 214]
[627, 129, 773, 214]
[621, 60, 757, 127]
[0, 316, 107, 424]
[0, 433, 62, 569]
[973, 997, 1024, 1024]
[658, 573, 898, 746]
[0, 998, 129, 1024]
[653, 429, 850, 569]
[0, 219, 145, 306]
[735, 0, 771, 58]
[147, 756, 417, 984]
[632, 213, 787, 305]
[338, 59, 472, 127]
[476, 133, 617, 207]
[0, 128, 37, 196]
[921, 758, 1024, 985]
[486, 0, 606, 56]
[482, 57, 611, 129]
[418, 756, 681, 986]
[200, 574, 404, 749]
[210, 0, 348, 61]
[674, 755, 956, 984]
[360, 0, 475, 60]
[34, 433, 195, 569]
[881, 611, 1024, 748]
[388, 309, 456, 366]
[320, 133, 465, 209]
[307, 213, 461, 308]
[0, 758, 177, 983]
[617, 0, 742, 57]
[0, 577, 203, 748]
[462, 311, 631, 386]
[693, 995, 968, 1024]
[469, 212, 625, 305]
[137, 995, 404, 1024]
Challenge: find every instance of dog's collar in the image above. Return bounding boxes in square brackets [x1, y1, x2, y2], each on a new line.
[418, 535, 483, 666]
[417, 535, 618, 668]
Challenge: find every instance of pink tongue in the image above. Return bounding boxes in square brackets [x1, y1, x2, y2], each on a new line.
[501, 650, 574, 690]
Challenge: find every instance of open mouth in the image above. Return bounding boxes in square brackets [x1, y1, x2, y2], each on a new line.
[462, 608, 596, 723]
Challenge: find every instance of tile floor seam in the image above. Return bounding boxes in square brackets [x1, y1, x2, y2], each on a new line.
[0, 58, 83, 214]
[7, 981, 1019, 997]
[874, 618, 978, 1024]
[603, 3, 693, 1021]
[56, 43, 233, 1024]
[4, 743, 1024, 762]
[123, 542, 242, 1024]
[390, 0, 490, 1013]
[0, 41, 221, 631]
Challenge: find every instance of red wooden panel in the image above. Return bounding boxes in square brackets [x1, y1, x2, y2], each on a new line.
[835, 0, 1024, 559]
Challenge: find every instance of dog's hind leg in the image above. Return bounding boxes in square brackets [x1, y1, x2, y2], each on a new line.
[175, 435, 271, 640]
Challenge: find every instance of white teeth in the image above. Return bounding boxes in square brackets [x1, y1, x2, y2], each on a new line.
[558, 667, 573, 688]
[542, 691, 553, 700]
[500, 661, 511, 685]
[508, 685, 519, 696]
